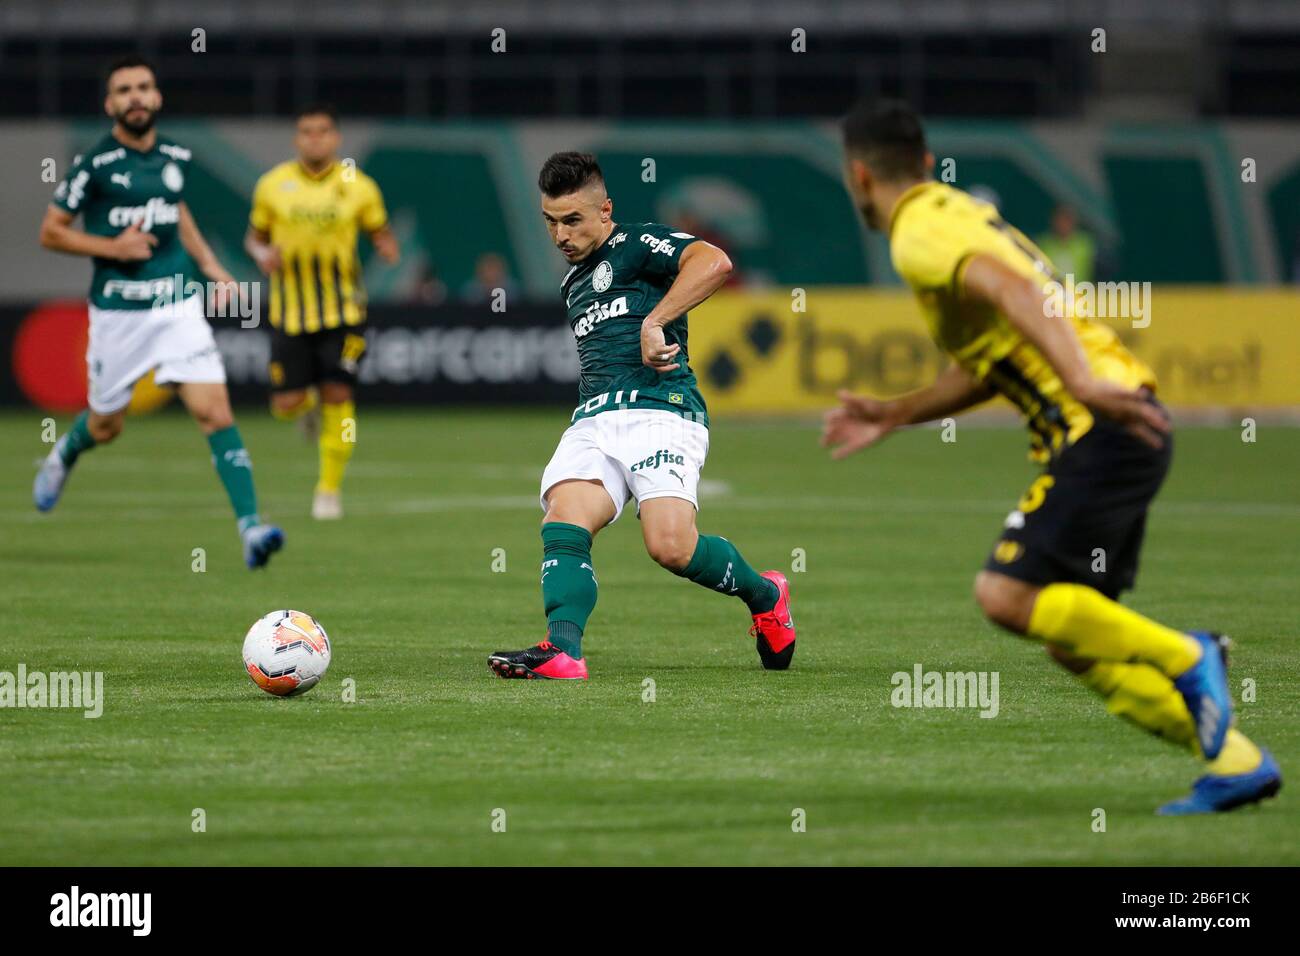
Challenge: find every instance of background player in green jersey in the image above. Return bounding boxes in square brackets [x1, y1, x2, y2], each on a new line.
[488, 152, 796, 680]
[33, 54, 283, 569]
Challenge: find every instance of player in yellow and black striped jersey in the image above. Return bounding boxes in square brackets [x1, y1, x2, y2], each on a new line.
[889, 183, 1157, 463]
[244, 104, 399, 520]
[821, 99, 1280, 814]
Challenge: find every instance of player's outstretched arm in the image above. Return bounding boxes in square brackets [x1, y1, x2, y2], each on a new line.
[821, 363, 992, 460]
[959, 253, 1169, 448]
[640, 241, 733, 372]
[39, 204, 155, 261]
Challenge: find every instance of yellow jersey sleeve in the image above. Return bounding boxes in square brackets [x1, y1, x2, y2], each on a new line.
[356, 174, 388, 233]
[891, 208, 978, 292]
[888, 182, 1155, 463]
[249, 170, 277, 233]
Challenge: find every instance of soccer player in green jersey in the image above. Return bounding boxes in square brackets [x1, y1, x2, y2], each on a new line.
[488, 152, 796, 680]
[33, 54, 284, 569]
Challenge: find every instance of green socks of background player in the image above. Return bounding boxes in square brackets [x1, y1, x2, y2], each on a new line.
[540, 522, 778, 661]
[56, 411, 97, 466]
[541, 522, 599, 658]
[676, 534, 778, 614]
[207, 425, 262, 533]
[52, 413, 260, 533]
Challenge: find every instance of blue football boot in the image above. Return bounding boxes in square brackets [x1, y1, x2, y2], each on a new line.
[1158, 749, 1282, 815]
[33, 449, 71, 512]
[242, 523, 285, 569]
[1173, 630, 1233, 760]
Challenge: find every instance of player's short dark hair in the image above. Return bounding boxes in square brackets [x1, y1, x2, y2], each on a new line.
[842, 99, 929, 181]
[297, 103, 339, 126]
[538, 152, 604, 197]
[104, 54, 156, 91]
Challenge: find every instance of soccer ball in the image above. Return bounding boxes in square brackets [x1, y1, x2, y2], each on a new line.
[242, 610, 332, 697]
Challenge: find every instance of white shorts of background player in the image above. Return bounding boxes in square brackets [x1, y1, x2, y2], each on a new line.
[85, 295, 225, 414]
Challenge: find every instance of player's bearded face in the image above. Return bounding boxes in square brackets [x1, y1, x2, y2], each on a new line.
[106, 68, 161, 135]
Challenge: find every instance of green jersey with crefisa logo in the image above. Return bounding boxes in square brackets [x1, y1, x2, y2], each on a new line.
[561, 222, 709, 427]
[52, 132, 196, 311]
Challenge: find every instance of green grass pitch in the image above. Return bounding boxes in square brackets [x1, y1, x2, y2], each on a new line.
[1, 406, 1296, 865]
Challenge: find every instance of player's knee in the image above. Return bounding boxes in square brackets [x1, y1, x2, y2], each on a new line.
[191, 403, 235, 433]
[543, 505, 588, 528]
[645, 530, 693, 571]
[973, 571, 1032, 633]
[319, 382, 352, 404]
[271, 391, 307, 416]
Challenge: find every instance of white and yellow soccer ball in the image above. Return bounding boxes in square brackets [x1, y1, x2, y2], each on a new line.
[242, 610, 332, 697]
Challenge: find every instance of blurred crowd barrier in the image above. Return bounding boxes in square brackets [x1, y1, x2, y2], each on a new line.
[4, 119, 1300, 307]
[4, 289, 1297, 413]
[691, 288, 1300, 413]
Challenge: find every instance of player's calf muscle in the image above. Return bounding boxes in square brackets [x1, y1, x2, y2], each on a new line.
[640, 501, 698, 570]
[643, 528, 696, 570]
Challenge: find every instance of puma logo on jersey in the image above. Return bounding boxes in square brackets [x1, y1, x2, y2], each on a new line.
[111, 172, 132, 189]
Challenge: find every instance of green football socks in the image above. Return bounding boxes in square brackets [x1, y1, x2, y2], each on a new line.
[207, 426, 260, 532]
[56, 411, 97, 466]
[677, 534, 777, 614]
[541, 522, 598, 659]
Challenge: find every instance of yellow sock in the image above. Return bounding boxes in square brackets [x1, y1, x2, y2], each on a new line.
[1208, 729, 1263, 776]
[1028, 583, 1200, 677]
[1080, 660, 1196, 748]
[1077, 660, 1262, 775]
[271, 388, 318, 422]
[317, 400, 354, 494]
